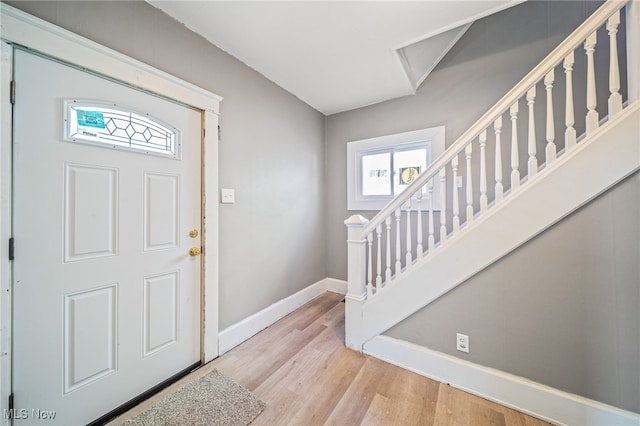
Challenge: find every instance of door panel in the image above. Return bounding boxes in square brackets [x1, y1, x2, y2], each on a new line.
[143, 271, 179, 357]
[143, 172, 179, 251]
[64, 164, 119, 261]
[63, 284, 118, 394]
[12, 49, 202, 425]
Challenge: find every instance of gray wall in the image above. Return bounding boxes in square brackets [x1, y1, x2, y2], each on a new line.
[325, 0, 639, 413]
[6, 1, 327, 329]
[326, 1, 605, 280]
[387, 171, 640, 414]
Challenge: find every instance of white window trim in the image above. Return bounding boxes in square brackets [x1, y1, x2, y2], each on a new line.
[347, 126, 445, 211]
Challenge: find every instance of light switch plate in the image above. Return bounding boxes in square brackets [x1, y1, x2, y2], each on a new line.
[221, 188, 235, 204]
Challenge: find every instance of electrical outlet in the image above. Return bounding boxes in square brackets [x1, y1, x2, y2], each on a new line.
[456, 333, 469, 353]
[456, 176, 463, 188]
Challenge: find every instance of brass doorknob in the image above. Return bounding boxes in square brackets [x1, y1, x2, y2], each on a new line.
[189, 247, 201, 256]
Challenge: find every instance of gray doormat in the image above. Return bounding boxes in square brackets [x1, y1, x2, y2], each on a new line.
[121, 369, 265, 426]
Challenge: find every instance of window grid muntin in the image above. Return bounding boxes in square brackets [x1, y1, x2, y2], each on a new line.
[358, 141, 430, 200]
[65, 101, 180, 159]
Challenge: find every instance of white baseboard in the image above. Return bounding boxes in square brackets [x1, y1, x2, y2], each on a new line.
[218, 278, 345, 355]
[364, 335, 640, 426]
[326, 278, 347, 295]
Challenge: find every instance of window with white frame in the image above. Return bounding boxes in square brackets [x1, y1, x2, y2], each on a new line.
[347, 126, 445, 210]
[64, 100, 180, 159]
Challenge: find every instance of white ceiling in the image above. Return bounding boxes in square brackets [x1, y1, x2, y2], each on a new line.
[147, 1, 524, 115]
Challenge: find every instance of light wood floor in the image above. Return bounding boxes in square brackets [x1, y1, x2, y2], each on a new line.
[112, 292, 550, 426]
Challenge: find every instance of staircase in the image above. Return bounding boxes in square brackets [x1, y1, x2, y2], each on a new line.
[344, 1, 639, 422]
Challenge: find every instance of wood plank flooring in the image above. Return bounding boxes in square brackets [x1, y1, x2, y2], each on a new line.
[112, 292, 550, 426]
[213, 292, 549, 426]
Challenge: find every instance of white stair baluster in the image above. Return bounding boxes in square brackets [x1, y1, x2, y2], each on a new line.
[452, 156, 460, 233]
[527, 86, 538, 178]
[427, 179, 435, 252]
[367, 232, 373, 295]
[479, 130, 488, 213]
[545, 69, 556, 166]
[384, 217, 392, 283]
[395, 208, 402, 276]
[465, 144, 474, 223]
[416, 188, 423, 259]
[607, 11, 622, 117]
[585, 31, 599, 134]
[405, 201, 412, 266]
[439, 168, 447, 244]
[510, 103, 520, 191]
[375, 224, 382, 288]
[564, 52, 577, 151]
[494, 116, 504, 202]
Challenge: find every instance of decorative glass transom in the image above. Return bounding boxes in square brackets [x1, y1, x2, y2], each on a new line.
[64, 101, 179, 158]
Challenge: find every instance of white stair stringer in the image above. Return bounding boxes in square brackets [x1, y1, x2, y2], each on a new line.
[361, 102, 640, 345]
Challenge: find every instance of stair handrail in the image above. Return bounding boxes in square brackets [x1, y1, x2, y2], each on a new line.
[361, 0, 629, 238]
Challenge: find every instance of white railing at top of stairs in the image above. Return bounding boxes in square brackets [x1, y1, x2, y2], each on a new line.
[344, 0, 635, 348]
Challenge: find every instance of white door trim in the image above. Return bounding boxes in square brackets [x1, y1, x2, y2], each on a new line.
[0, 4, 221, 421]
[0, 41, 13, 426]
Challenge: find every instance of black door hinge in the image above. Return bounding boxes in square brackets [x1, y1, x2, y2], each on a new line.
[9, 238, 14, 261]
[10, 80, 15, 104]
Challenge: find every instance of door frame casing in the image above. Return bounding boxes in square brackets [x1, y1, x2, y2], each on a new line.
[0, 40, 13, 426]
[0, 4, 222, 422]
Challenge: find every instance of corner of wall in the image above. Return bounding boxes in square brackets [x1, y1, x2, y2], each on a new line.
[323, 114, 331, 279]
[218, 278, 346, 355]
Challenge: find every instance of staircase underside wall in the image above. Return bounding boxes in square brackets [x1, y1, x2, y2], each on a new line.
[386, 169, 640, 414]
[379, 107, 640, 414]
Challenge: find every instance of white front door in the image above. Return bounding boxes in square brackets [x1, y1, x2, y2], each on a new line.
[12, 49, 202, 425]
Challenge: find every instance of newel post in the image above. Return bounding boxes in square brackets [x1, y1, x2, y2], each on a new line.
[344, 214, 369, 352]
